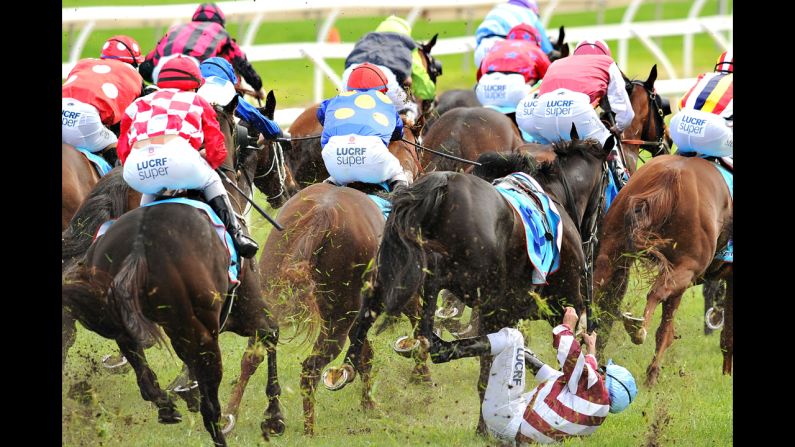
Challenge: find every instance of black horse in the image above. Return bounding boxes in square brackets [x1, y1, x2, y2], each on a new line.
[325, 129, 614, 434]
[62, 99, 286, 446]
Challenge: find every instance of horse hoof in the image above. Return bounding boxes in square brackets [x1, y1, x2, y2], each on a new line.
[158, 407, 182, 424]
[101, 354, 130, 374]
[622, 313, 646, 344]
[261, 417, 286, 437]
[705, 307, 724, 330]
[435, 306, 459, 320]
[450, 324, 475, 339]
[322, 364, 355, 391]
[393, 336, 420, 358]
[171, 380, 200, 412]
[221, 414, 236, 435]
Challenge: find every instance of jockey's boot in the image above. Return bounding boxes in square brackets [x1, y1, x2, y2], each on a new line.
[608, 155, 629, 189]
[523, 348, 545, 375]
[428, 331, 492, 363]
[207, 195, 259, 259]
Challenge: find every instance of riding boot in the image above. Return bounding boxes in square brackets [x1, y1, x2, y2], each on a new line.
[523, 348, 545, 375]
[207, 195, 259, 259]
[428, 331, 492, 363]
[608, 157, 628, 189]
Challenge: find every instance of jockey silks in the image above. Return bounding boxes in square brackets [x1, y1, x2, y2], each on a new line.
[670, 72, 733, 157]
[317, 90, 402, 147]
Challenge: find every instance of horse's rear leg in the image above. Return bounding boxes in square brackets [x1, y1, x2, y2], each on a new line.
[642, 267, 695, 385]
[116, 337, 181, 424]
[720, 276, 733, 375]
[224, 336, 266, 423]
[172, 334, 226, 447]
[302, 320, 351, 435]
[594, 249, 632, 358]
[406, 296, 432, 384]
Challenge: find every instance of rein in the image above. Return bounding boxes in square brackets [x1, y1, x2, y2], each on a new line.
[252, 141, 289, 201]
[400, 138, 482, 166]
[276, 134, 320, 143]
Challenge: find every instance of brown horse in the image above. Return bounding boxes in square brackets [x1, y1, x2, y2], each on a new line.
[593, 155, 733, 385]
[327, 131, 614, 435]
[62, 98, 287, 445]
[257, 128, 424, 435]
[421, 107, 525, 173]
[62, 144, 101, 230]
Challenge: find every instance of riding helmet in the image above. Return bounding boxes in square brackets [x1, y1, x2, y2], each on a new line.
[156, 54, 205, 90]
[347, 63, 389, 93]
[100, 35, 144, 66]
[573, 39, 612, 57]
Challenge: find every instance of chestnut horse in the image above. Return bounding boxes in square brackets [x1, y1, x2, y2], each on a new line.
[327, 132, 615, 435]
[62, 144, 101, 230]
[257, 127, 424, 435]
[593, 155, 733, 385]
[62, 98, 287, 444]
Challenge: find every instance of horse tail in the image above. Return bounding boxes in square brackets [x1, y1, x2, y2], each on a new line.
[625, 166, 681, 277]
[62, 258, 113, 333]
[107, 232, 165, 348]
[380, 173, 450, 317]
[266, 204, 338, 345]
[62, 167, 134, 264]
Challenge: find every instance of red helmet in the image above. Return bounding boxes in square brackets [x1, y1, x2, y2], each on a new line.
[156, 55, 204, 90]
[192, 3, 226, 27]
[573, 39, 612, 57]
[506, 23, 542, 47]
[347, 63, 388, 93]
[715, 50, 733, 73]
[101, 35, 144, 66]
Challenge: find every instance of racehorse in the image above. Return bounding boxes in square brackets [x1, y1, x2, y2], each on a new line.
[593, 155, 733, 385]
[326, 129, 615, 435]
[282, 35, 440, 189]
[614, 65, 673, 175]
[420, 107, 525, 173]
[257, 127, 424, 435]
[62, 97, 286, 445]
[62, 144, 101, 230]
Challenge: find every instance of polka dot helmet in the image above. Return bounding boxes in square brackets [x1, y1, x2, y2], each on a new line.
[573, 39, 612, 57]
[347, 63, 388, 93]
[101, 35, 144, 67]
[156, 54, 204, 90]
[506, 23, 543, 47]
[714, 50, 733, 73]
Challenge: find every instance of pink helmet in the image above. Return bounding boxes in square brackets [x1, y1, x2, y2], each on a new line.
[192, 3, 226, 27]
[506, 23, 542, 47]
[156, 54, 204, 90]
[573, 39, 612, 57]
[715, 50, 733, 73]
[101, 35, 144, 66]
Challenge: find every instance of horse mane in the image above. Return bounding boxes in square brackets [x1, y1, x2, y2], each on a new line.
[62, 168, 131, 263]
[533, 139, 603, 182]
[473, 151, 537, 182]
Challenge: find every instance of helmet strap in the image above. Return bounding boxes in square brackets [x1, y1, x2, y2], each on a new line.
[109, 38, 139, 68]
[606, 372, 634, 403]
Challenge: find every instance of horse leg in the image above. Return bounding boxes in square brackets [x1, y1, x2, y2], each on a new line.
[224, 336, 265, 421]
[166, 363, 200, 413]
[62, 307, 77, 371]
[171, 333, 226, 447]
[594, 247, 632, 358]
[262, 328, 286, 437]
[358, 334, 376, 410]
[644, 267, 695, 386]
[703, 280, 715, 335]
[301, 320, 350, 435]
[406, 295, 432, 383]
[115, 337, 181, 424]
[720, 276, 733, 375]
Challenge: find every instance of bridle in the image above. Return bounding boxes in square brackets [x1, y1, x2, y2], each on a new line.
[623, 80, 669, 156]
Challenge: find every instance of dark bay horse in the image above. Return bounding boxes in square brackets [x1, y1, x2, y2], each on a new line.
[62, 98, 286, 445]
[62, 144, 101, 230]
[327, 133, 614, 434]
[593, 155, 733, 385]
[421, 107, 525, 172]
[257, 128, 424, 435]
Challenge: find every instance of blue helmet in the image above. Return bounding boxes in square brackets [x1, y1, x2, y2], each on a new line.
[200, 57, 237, 84]
[604, 359, 638, 413]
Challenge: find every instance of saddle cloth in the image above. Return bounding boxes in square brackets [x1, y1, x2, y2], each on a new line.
[74, 146, 113, 177]
[493, 172, 562, 284]
[710, 161, 733, 263]
[93, 198, 240, 285]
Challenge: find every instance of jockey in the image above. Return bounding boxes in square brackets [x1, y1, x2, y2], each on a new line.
[116, 55, 260, 258]
[515, 39, 634, 187]
[197, 57, 282, 144]
[442, 307, 637, 444]
[474, 0, 555, 69]
[62, 42, 145, 166]
[475, 23, 551, 116]
[317, 63, 409, 191]
[343, 15, 441, 123]
[138, 2, 265, 100]
[668, 50, 733, 159]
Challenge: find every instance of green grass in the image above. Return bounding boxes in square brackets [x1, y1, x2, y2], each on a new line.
[62, 0, 732, 108]
[63, 189, 732, 446]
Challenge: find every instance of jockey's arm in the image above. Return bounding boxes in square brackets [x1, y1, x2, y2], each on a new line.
[606, 63, 635, 132]
[197, 98, 227, 169]
[391, 110, 405, 141]
[316, 98, 332, 126]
